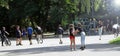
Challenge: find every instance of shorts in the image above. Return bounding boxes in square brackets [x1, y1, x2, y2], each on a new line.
[17, 36, 21, 38]
[28, 34, 32, 40]
[69, 36, 75, 40]
[58, 34, 62, 39]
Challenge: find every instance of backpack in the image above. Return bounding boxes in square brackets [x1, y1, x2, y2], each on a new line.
[36, 28, 42, 34]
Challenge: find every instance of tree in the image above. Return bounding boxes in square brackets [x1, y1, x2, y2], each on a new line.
[0, 0, 105, 32]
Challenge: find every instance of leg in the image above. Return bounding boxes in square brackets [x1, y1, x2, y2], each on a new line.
[70, 39, 73, 51]
[80, 32, 86, 50]
[70, 36, 73, 51]
[28, 35, 32, 45]
[39, 34, 43, 44]
[73, 36, 76, 50]
[59, 34, 63, 44]
[99, 27, 102, 40]
[36, 35, 39, 44]
[81, 34, 85, 49]
[16, 38, 20, 46]
[1, 36, 5, 46]
[19, 37, 22, 45]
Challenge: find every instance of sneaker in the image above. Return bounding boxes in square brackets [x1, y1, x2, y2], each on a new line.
[74, 48, 76, 51]
[1, 45, 4, 46]
[59, 41, 63, 44]
[30, 43, 32, 45]
[80, 47, 84, 50]
[70, 48, 73, 51]
[16, 44, 19, 46]
[99, 38, 101, 40]
[19, 43, 23, 46]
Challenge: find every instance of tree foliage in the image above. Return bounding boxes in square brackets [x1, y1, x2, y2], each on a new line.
[0, 0, 104, 32]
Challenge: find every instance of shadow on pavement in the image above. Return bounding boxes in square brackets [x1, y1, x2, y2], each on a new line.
[86, 44, 120, 51]
[0, 44, 120, 56]
[0, 45, 70, 56]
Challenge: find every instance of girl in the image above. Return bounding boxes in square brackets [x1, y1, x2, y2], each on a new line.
[69, 24, 76, 51]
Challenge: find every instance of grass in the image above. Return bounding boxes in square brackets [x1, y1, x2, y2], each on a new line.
[109, 37, 120, 44]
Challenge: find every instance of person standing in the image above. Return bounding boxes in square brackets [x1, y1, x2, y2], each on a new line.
[57, 25, 64, 44]
[1, 27, 9, 46]
[69, 24, 76, 51]
[77, 23, 86, 50]
[16, 25, 22, 46]
[27, 26, 33, 45]
[98, 20, 103, 40]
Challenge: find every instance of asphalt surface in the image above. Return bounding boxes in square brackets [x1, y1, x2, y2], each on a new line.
[0, 34, 120, 56]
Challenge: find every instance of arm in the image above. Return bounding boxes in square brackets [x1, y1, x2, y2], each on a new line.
[5, 31, 9, 35]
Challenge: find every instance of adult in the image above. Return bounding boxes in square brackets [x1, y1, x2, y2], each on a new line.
[57, 25, 64, 44]
[16, 25, 22, 46]
[77, 23, 86, 50]
[34, 26, 43, 44]
[98, 20, 103, 40]
[27, 26, 33, 45]
[1, 27, 9, 46]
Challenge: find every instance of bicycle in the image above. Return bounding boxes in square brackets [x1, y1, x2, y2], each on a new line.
[1, 35, 11, 46]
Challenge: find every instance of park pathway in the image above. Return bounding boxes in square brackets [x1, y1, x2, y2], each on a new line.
[0, 34, 120, 56]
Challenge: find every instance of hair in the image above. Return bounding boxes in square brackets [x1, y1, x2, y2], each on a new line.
[16, 25, 20, 29]
[69, 24, 74, 28]
[78, 23, 82, 27]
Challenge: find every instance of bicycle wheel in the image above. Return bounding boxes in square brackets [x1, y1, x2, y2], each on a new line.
[5, 39, 11, 46]
[36, 37, 39, 44]
[40, 34, 43, 44]
[40, 38, 43, 44]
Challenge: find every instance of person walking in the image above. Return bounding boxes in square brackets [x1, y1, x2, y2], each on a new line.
[77, 23, 86, 50]
[98, 20, 103, 40]
[1, 27, 9, 46]
[34, 26, 43, 44]
[69, 24, 76, 51]
[57, 25, 64, 44]
[16, 25, 22, 46]
[112, 23, 120, 37]
[27, 26, 33, 45]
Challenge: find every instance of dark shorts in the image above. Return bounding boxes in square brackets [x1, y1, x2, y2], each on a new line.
[28, 34, 32, 40]
[16, 36, 21, 38]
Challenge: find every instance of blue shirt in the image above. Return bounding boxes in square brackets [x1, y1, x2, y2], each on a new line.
[27, 27, 33, 35]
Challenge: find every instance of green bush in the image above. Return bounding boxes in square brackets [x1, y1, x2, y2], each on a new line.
[109, 37, 120, 44]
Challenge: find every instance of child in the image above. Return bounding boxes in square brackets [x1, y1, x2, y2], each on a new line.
[69, 24, 76, 51]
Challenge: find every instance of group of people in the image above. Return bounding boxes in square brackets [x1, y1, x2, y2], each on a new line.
[0, 25, 43, 46]
[16, 25, 43, 45]
[0, 23, 86, 51]
[57, 23, 86, 51]
[68, 23, 86, 51]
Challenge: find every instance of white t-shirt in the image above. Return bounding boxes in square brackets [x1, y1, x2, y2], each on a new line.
[112, 24, 119, 29]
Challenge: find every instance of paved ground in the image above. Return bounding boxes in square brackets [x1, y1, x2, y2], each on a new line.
[0, 34, 120, 56]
